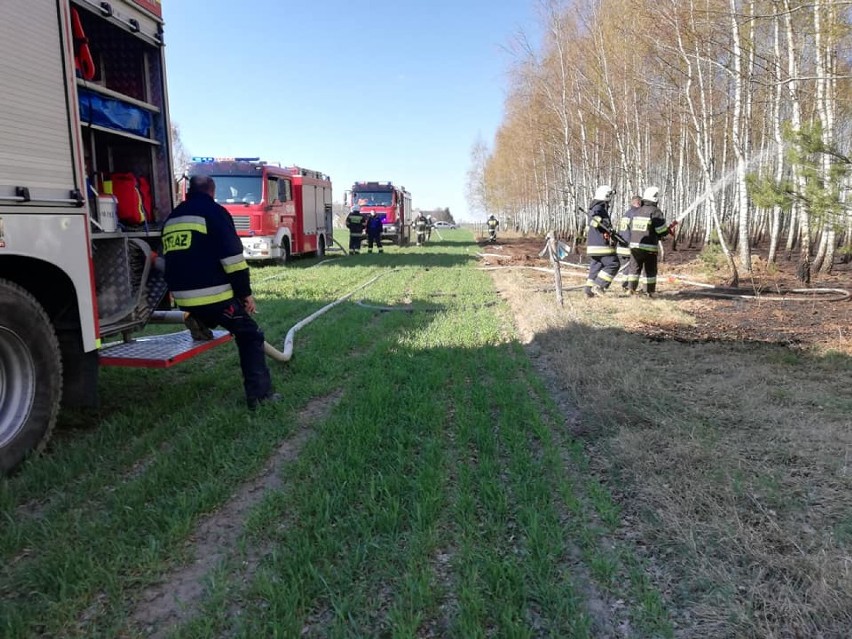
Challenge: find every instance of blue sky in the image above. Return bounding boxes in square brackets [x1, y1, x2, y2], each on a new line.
[162, 1, 539, 221]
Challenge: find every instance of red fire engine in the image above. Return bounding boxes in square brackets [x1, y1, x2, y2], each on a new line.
[347, 182, 411, 245]
[0, 0, 232, 473]
[188, 158, 333, 263]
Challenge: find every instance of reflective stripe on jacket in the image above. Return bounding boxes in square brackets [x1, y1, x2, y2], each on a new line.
[585, 200, 615, 256]
[163, 192, 250, 310]
[616, 205, 638, 256]
[628, 202, 670, 253]
[346, 212, 365, 233]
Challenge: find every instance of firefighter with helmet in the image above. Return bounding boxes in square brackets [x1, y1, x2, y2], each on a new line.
[426, 214, 434, 242]
[346, 205, 366, 254]
[625, 186, 678, 297]
[583, 185, 620, 298]
[486, 214, 499, 242]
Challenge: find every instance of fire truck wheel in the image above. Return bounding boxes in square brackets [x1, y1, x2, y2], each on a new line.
[316, 235, 326, 258]
[0, 280, 62, 474]
[277, 238, 291, 266]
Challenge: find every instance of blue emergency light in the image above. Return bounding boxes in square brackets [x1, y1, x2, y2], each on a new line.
[191, 157, 261, 163]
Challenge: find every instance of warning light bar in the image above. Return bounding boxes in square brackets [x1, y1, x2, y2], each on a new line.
[191, 157, 262, 163]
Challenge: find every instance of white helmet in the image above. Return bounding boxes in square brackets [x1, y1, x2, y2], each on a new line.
[594, 185, 614, 201]
[642, 186, 660, 203]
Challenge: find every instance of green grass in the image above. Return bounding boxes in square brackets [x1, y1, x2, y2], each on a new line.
[0, 230, 667, 637]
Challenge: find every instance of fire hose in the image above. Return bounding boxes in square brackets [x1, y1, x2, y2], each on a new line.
[150, 270, 392, 363]
[477, 249, 850, 301]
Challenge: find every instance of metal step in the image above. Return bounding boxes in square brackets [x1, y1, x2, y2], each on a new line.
[99, 329, 231, 368]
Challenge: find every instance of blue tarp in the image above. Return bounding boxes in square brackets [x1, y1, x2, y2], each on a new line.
[78, 88, 151, 138]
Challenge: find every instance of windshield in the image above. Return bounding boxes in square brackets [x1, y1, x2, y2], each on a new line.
[354, 191, 393, 207]
[212, 176, 263, 205]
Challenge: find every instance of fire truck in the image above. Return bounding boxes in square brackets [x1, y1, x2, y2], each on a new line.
[347, 182, 411, 245]
[188, 158, 333, 264]
[0, 0, 231, 473]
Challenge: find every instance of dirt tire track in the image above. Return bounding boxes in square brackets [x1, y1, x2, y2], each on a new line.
[128, 389, 344, 638]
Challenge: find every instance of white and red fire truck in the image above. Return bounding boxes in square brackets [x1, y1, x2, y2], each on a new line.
[188, 158, 333, 264]
[0, 0, 231, 473]
[347, 182, 411, 245]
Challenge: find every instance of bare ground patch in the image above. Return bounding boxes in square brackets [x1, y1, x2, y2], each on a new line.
[126, 389, 344, 638]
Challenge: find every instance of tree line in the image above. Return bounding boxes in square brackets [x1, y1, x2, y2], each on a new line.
[467, 0, 852, 284]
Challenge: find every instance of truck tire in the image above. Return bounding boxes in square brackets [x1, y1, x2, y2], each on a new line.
[316, 235, 326, 258]
[277, 238, 291, 266]
[0, 279, 62, 474]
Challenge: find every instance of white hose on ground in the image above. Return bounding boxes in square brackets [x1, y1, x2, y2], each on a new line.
[266, 270, 392, 363]
[477, 266, 557, 274]
[149, 310, 188, 322]
[150, 310, 286, 357]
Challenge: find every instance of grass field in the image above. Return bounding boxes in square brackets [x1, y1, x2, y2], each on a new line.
[1, 229, 849, 638]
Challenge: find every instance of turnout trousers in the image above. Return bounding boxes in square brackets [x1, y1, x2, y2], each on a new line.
[349, 232, 364, 252]
[626, 249, 659, 294]
[367, 231, 383, 252]
[189, 299, 273, 406]
[585, 254, 620, 290]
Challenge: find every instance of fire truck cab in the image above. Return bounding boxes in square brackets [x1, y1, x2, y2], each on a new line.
[0, 0, 231, 474]
[189, 158, 333, 264]
[347, 182, 411, 246]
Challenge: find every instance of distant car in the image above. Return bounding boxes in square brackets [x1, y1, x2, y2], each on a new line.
[433, 220, 457, 229]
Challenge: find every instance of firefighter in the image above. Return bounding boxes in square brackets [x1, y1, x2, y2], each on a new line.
[625, 186, 678, 297]
[162, 175, 278, 410]
[413, 211, 428, 246]
[426, 214, 434, 242]
[617, 194, 642, 290]
[486, 214, 498, 242]
[583, 185, 619, 298]
[365, 210, 384, 253]
[346, 205, 366, 254]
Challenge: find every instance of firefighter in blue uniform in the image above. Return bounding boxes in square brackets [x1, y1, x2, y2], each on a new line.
[162, 175, 278, 410]
[365, 210, 384, 253]
[346, 205, 366, 254]
[583, 185, 619, 298]
[625, 186, 678, 297]
[617, 194, 642, 290]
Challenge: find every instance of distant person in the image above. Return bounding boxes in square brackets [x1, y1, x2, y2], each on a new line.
[426, 215, 434, 242]
[486, 214, 498, 242]
[162, 175, 278, 410]
[365, 210, 384, 253]
[346, 205, 366, 254]
[617, 195, 642, 290]
[583, 185, 619, 298]
[413, 211, 429, 246]
[625, 186, 678, 298]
